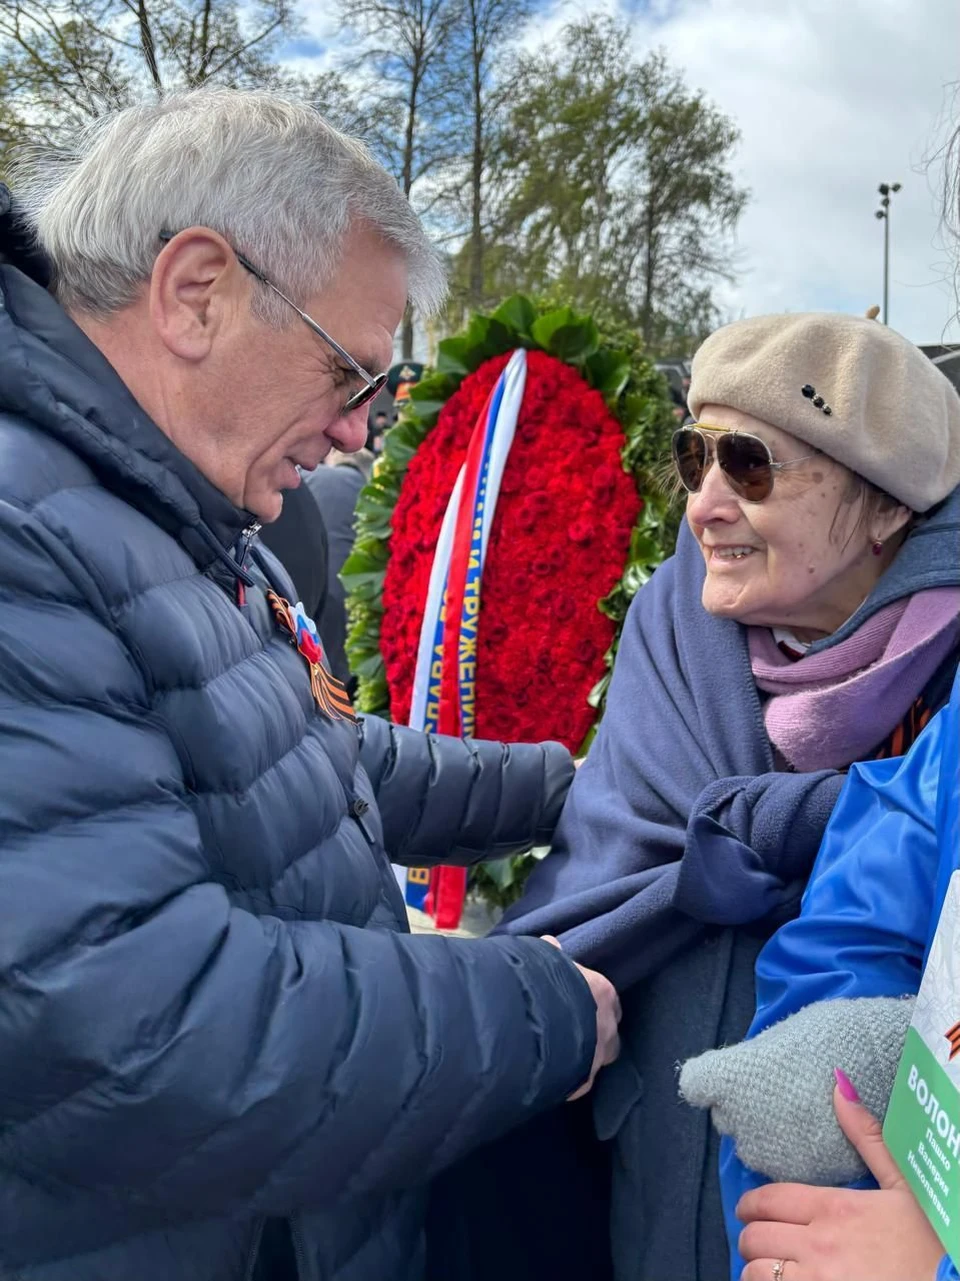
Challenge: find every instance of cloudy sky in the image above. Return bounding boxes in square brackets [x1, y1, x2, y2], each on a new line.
[293, 0, 960, 344]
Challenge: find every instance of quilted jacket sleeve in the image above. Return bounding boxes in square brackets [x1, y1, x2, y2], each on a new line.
[357, 713, 575, 866]
[0, 503, 596, 1231]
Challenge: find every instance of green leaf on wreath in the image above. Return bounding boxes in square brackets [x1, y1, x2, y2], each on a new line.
[480, 855, 517, 890]
[622, 561, 651, 597]
[584, 348, 632, 401]
[598, 583, 628, 621]
[352, 651, 387, 679]
[530, 309, 600, 363]
[436, 336, 473, 376]
[529, 306, 575, 344]
[621, 390, 653, 424]
[340, 547, 386, 576]
[412, 371, 460, 400]
[461, 315, 496, 368]
[456, 314, 516, 369]
[343, 577, 383, 604]
[382, 435, 417, 467]
[403, 400, 445, 425]
[490, 294, 537, 338]
[628, 528, 661, 564]
[587, 671, 611, 709]
[483, 317, 518, 357]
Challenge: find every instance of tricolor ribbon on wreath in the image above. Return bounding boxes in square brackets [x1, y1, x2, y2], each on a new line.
[393, 348, 528, 929]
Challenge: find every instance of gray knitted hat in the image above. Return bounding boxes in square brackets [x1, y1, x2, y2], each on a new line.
[687, 312, 960, 512]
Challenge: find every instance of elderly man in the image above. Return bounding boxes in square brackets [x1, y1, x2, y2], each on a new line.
[0, 92, 619, 1281]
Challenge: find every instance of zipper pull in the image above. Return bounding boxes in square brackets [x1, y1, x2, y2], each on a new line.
[239, 520, 262, 568]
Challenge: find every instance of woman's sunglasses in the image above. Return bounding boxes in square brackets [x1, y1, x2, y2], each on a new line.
[671, 425, 818, 503]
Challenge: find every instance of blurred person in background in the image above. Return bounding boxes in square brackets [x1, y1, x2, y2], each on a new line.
[367, 406, 390, 453]
[305, 447, 373, 689]
[260, 480, 329, 625]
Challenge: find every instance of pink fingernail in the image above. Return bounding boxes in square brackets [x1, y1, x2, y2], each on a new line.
[834, 1067, 860, 1102]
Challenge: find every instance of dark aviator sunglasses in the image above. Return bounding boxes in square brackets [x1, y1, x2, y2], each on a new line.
[158, 231, 387, 414]
[671, 424, 818, 503]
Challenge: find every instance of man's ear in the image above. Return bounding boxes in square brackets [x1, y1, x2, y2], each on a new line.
[149, 229, 245, 362]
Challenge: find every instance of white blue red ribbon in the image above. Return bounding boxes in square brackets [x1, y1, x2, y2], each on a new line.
[399, 350, 528, 919]
[409, 350, 527, 733]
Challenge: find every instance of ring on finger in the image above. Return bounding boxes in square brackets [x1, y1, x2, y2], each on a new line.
[772, 1261, 786, 1281]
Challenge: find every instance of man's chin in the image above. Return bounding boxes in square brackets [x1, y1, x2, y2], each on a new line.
[248, 489, 285, 524]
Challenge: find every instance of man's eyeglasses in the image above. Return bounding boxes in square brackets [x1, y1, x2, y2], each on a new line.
[158, 231, 387, 414]
[672, 424, 818, 503]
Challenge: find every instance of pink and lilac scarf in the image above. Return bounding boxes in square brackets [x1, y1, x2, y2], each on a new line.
[749, 587, 960, 771]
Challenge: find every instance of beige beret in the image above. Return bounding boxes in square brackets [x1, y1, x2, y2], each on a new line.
[687, 312, 960, 512]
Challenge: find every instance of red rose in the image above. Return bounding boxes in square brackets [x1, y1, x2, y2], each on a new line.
[380, 347, 640, 752]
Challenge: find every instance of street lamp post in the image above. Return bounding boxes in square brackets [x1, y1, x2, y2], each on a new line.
[875, 182, 901, 325]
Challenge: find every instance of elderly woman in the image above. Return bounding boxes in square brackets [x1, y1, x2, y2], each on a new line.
[495, 312, 960, 1281]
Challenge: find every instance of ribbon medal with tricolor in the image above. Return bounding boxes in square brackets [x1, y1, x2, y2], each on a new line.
[267, 590, 356, 722]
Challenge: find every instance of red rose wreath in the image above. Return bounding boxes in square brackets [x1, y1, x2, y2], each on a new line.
[343, 296, 675, 916]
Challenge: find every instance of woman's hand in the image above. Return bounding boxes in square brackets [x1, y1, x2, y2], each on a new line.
[737, 1072, 946, 1281]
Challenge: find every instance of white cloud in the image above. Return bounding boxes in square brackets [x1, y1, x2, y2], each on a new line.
[291, 0, 960, 343]
[531, 0, 960, 342]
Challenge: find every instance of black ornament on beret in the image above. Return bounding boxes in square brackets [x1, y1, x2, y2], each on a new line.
[800, 383, 832, 416]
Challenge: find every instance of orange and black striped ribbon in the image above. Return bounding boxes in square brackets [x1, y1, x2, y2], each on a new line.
[267, 590, 356, 724]
[946, 1020, 960, 1063]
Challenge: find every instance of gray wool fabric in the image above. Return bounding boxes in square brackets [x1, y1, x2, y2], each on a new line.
[678, 995, 916, 1186]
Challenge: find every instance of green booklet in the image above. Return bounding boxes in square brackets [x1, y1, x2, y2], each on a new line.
[883, 870, 960, 1268]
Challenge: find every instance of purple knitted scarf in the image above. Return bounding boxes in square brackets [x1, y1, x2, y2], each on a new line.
[749, 587, 960, 771]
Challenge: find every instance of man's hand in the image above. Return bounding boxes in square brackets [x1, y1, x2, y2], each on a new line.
[737, 1073, 945, 1281]
[541, 935, 621, 1100]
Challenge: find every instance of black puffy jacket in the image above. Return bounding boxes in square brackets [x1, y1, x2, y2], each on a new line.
[0, 265, 596, 1281]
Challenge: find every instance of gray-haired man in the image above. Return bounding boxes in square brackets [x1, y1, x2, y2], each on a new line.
[0, 90, 619, 1281]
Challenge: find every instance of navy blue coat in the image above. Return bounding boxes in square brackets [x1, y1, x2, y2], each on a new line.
[0, 265, 596, 1281]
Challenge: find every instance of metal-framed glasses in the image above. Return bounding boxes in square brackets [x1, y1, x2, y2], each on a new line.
[158, 231, 387, 414]
[671, 424, 818, 503]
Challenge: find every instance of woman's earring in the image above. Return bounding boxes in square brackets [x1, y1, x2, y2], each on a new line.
[871, 539, 884, 556]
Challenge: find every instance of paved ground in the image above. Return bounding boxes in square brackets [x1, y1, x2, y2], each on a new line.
[407, 898, 497, 939]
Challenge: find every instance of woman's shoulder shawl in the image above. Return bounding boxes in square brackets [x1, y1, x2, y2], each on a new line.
[497, 522, 843, 989]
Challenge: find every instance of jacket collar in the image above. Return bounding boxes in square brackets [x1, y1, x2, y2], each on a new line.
[0, 264, 255, 582]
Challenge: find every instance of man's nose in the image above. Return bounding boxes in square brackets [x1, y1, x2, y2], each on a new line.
[328, 405, 370, 454]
